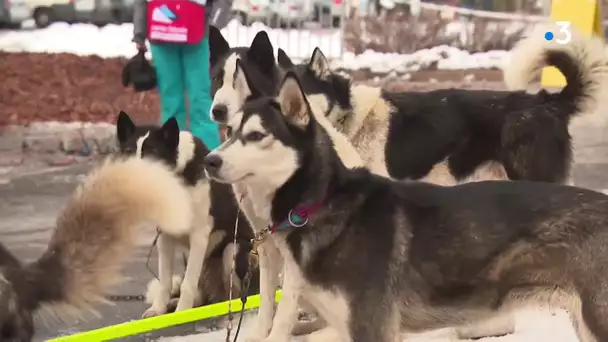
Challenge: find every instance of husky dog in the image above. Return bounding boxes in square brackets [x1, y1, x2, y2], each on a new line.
[208, 25, 301, 338]
[116, 111, 258, 316]
[281, 24, 608, 185]
[209, 26, 288, 124]
[216, 59, 366, 341]
[204, 71, 608, 342]
[0, 156, 193, 341]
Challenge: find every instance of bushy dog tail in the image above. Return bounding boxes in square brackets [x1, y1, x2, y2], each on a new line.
[26, 156, 192, 319]
[504, 24, 608, 122]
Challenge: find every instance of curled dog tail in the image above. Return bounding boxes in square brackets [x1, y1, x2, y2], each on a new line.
[25, 156, 192, 318]
[504, 24, 608, 122]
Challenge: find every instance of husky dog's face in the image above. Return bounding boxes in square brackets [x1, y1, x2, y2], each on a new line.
[203, 71, 313, 188]
[210, 29, 278, 124]
[116, 111, 192, 169]
[289, 48, 352, 123]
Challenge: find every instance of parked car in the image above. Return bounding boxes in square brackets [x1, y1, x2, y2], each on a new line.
[0, 0, 31, 28]
[231, 0, 274, 25]
[25, 0, 134, 28]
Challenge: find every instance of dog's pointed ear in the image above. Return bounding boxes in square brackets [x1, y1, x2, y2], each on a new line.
[160, 117, 180, 150]
[209, 26, 230, 68]
[247, 31, 275, 73]
[116, 111, 135, 143]
[308, 47, 330, 80]
[277, 48, 294, 69]
[234, 58, 260, 98]
[277, 72, 310, 128]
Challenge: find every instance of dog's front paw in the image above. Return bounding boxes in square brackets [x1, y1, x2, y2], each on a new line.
[141, 306, 167, 318]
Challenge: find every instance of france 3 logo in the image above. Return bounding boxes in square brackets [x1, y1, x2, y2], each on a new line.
[543, 22, 572, 45]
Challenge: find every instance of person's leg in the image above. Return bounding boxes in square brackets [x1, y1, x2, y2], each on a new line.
[149, 43, 187, 130]
[182, 36, 221, 149]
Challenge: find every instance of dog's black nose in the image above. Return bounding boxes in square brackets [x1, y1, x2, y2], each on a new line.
[211, 104, 228, 122]
[203, 154, 223, 173]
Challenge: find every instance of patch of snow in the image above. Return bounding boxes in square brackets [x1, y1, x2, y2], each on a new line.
[0, 19, 514, 72]
[337, 45, 508, 73]
[155, 308, 580, 341]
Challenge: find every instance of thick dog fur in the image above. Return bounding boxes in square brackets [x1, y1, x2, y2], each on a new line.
[504, 23, 608, 126]
[203, 71, 608, 342]
[284, 27, 608, 185]
[0, 156, 192, 341]
[116, 112, 258, 316]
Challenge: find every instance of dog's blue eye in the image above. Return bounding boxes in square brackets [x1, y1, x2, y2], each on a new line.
[245, 132, 265, 142]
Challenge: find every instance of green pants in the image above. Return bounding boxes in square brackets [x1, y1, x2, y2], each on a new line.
[150, 37, 221, 149]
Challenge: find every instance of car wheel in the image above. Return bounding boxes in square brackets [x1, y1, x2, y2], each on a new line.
[33, 7, 53, 28]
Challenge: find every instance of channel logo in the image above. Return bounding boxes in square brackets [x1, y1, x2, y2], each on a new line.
[544, 21, 572, 45]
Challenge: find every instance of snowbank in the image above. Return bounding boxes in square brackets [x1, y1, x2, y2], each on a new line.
[0, 19, 510, 73]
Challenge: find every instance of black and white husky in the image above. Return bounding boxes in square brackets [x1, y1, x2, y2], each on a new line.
[281, 24, 608, 185]
[209, 25, 290, 124]
[203, 71, 608, 342]
[116, 111, 258, 316]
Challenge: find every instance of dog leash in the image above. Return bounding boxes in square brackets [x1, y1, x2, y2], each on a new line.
[145, 228, 162, 280]
[225, 194, 250, 342]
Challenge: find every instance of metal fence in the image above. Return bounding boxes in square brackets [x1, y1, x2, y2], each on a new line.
[215, 0, 548, 63]
[219, 0, 349, 61]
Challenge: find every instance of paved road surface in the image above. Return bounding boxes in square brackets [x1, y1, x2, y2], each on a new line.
[1, 124, 608, 341]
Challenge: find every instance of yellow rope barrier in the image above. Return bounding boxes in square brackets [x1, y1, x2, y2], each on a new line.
[47, 291, 282, 342]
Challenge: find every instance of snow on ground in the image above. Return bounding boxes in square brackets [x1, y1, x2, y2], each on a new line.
[156, 308, 580, 342]
[0, 19, 511, 73]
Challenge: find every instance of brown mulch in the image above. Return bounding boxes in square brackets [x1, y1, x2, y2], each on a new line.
[0, 52, 505, 127]
[0, 52, 160, 126]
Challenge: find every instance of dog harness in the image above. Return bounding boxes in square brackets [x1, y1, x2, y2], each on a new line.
[146, 0, 206, 44]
